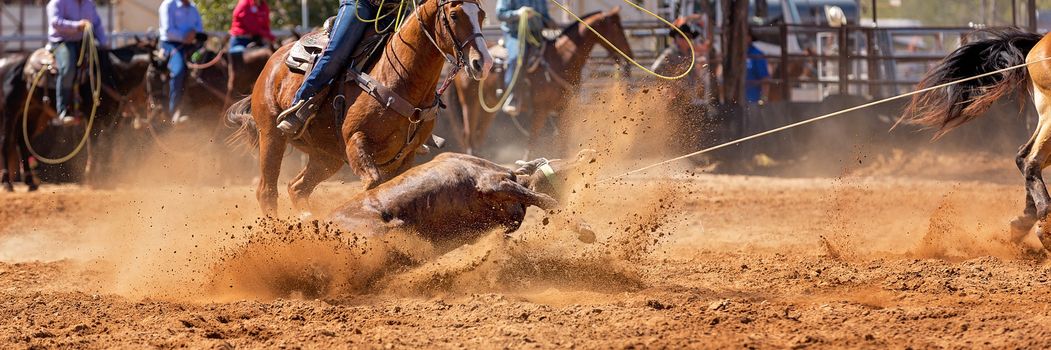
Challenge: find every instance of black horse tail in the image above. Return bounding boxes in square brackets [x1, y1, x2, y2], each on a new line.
[224, 96, 258, 153]
[902, 28, 1044, 138]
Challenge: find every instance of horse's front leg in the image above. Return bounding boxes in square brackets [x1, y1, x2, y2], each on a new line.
[1023, 114, 1051, 249]
[346, 131, 382, 190]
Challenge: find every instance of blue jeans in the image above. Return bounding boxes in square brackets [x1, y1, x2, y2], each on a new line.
[54, 41, 83, 115]
[294, 0, 380, 102]
[162, 41, 194, 115]
[503, 33, 519, 90]
[229, 36, 254, 54]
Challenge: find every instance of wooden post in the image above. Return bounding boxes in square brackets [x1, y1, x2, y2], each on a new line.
[722, 0, 749, 106]
[779, 23, 790, 101]
[42, 0, 49, 47]
[1028, 0, 1037, 32]
[838, 26, 849, 95]
[701, 0, 717, 106]
[1012, 0, 1018, 27]
[866, 28, 879, 98]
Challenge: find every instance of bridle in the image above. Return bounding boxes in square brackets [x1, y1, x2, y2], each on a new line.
[410, 0, 485, 95]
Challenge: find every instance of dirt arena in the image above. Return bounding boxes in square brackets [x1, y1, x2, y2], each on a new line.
[5, 85, 1051, 348]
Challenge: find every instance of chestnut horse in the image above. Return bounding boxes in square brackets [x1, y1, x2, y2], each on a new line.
[903, 28, 1051, 249]
[228, 0, 493, 216]
[451, 8, 632, 157]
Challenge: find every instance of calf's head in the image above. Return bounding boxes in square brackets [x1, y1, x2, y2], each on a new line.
[514, 149, 598, 200]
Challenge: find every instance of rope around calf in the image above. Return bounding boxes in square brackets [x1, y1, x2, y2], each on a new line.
[22, 24, 103, 165]
[595, 55, 1051, 184]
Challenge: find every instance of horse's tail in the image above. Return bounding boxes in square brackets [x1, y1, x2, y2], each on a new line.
[224, 96, 259, 153]
[902, 28, 1044, 138]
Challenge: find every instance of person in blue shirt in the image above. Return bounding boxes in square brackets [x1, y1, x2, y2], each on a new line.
[745, 29, 770, 105]
[47, 0, 108, 126]
[495, 0, 555, 114]
[276, 0, 396, 137]
[159, 0, 203, 124]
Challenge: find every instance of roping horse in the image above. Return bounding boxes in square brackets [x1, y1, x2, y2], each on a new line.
[451, 7, 632, 157]
[903, 28, 1051, 250]
[0, 39, 156, 190]
[228, 0, 493, 216]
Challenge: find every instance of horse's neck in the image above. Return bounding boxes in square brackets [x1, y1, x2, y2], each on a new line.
[369, 4, 446, 104]
[551, 18, 604, 83]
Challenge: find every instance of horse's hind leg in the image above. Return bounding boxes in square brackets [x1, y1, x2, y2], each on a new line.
[257, 132, 287, 217]
[1022, 89, 1051, 249]
[1011, 133, 1039, 241]
[288, 153, 342, 217]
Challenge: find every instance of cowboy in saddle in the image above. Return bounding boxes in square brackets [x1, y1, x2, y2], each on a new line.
[276, 0, 405, 136]
[45, 0, 108, 126]
[495, 0, 556, 115]
[158, 0, 204, 125]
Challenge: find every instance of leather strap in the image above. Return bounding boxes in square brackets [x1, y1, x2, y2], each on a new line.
[347, 68, 442, 122]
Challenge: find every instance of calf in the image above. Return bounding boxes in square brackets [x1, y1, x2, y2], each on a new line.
[327, 149, 597, 245]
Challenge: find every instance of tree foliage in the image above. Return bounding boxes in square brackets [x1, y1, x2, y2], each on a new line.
[195, 0, 338, 32]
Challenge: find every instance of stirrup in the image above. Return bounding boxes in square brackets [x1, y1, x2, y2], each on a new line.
[276, 98, 320, 139]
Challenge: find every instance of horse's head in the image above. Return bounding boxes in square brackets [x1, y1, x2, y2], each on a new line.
[594, 7, 633, 74]
[107, 37, 160, 94]
[433, 0, 493, 80]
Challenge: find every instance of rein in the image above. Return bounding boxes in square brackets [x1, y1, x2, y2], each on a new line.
[360, 0, 481, 166]
[186, 42, 229, 70]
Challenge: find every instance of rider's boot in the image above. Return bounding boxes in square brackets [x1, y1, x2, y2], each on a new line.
[50, 109, 75, 127]
[502, 93, 519, 116]
[276, 95, 322, 138]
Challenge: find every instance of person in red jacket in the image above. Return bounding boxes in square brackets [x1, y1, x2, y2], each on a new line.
[229, 0, 274, 54]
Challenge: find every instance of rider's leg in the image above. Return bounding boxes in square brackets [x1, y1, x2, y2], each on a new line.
[502, 33, 519, 114]
[53, 41, 81, 125]
[163, 41, 190, 123]
[276, 0, 377, 136]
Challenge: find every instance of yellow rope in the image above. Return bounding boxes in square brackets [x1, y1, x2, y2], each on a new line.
[22, 24, 102, 165]
[479, 1, 696, 113]
[595, 55, 1051, 184]
[478, 9, 539, 113]
[547, 0, 694, 80]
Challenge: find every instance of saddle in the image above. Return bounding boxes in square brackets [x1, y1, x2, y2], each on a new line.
[286, 16, 390, 75]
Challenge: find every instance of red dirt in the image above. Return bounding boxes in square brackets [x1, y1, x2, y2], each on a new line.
[3, 171, 1051, 348]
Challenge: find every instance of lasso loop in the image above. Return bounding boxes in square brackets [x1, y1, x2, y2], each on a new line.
[23, 24, 102, 165]
[479, 0, 696, 114]
[478, 8, 539, 113]
[546, 0, 694, 80]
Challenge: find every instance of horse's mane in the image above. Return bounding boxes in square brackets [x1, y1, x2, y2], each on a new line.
[558, 11, 605, 38]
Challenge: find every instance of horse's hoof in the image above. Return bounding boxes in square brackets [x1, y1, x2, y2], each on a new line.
[1010, 217, 1035, 242]
[2, 185, 13, 193]
[27, 184, 39, 192]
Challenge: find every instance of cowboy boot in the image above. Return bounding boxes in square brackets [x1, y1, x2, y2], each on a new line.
[276, 96, 322, 138]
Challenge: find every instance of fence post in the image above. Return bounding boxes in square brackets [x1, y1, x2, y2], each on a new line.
[866, 28, 879, 98]
[779, 23, 790, 101]
[838, 26, 849, 95]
